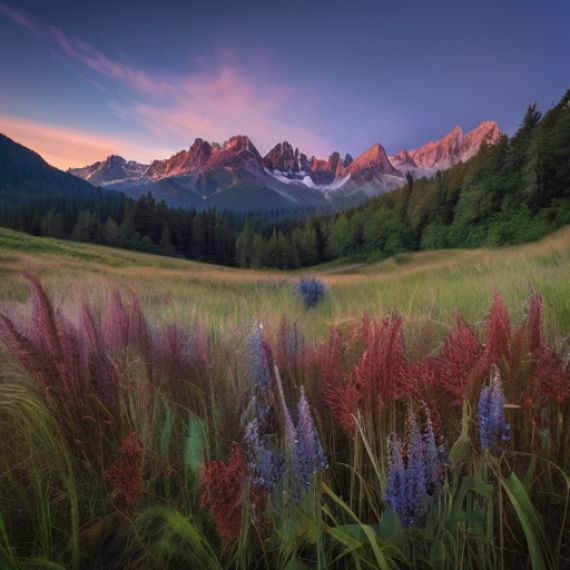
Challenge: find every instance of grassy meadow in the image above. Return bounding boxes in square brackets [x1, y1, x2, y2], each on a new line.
[1, 225, 570, 338]
[0, 227, 569, 569]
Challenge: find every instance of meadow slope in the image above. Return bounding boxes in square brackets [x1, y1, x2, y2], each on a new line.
[0, 225, 569, 340]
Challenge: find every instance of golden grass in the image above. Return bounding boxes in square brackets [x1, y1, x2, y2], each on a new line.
[1, 225, 569, 341]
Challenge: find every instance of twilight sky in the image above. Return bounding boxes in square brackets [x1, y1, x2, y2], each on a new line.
[0, 0, 568, 169]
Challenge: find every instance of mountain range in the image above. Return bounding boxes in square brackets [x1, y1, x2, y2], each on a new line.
[67, 121, 501, 212]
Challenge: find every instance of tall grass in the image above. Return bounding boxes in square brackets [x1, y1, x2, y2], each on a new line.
[0, 272, 568, 568]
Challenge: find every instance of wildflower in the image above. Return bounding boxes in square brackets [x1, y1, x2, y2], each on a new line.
[244, 417, 282, 493]
[291, 387, 327, 496]
[295, 277, 327, 309]
[423, 406, 442, 493]
[405, 411, 427, 522]
[478, 370, 510, 454]
[384, 408, 445, 526]
[384, 434, 405, 519]
[200, 442, 248, 543]
[248, 324, 274, 397]
[104, 432, 144, 509]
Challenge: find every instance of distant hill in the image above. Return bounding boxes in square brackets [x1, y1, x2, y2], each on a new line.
[0, 133, 116, 201]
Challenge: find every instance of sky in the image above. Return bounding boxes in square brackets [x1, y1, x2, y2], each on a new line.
[0, 0, 568, 169]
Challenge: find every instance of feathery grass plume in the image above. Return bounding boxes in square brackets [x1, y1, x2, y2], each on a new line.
[154, 323, 190, 377]
[478, 369, 511, 454]
[0, 273, 75, 392]
[295, 277, 327, 309]
[322, 379, 361, 437]
[354, 315, 410, 404]
[101, 292, 131, 350]
[101, 291, 153, 355]
[291, 386, 327, 497]
[526, 289, 570, 405]
[434, 314, 483, 403]
[474, 291, 511, 380]
[199, 442, 248, 543]
[0, 274, 120, 410]
[319, 326, 345, 387]
[104, 431, 144, 509]
[128, 294, 153, 354]
[79, 305, 120, 409]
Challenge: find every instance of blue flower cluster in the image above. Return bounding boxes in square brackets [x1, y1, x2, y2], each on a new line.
[478, 371, 510, 454]
[248, 324, 272, 394]
[243, 327, 327, 505]
[244, 416, 282, 493]
[384, 409, 444, 526]
[295, 277, 327, 309]
[291, 387, 328, 497]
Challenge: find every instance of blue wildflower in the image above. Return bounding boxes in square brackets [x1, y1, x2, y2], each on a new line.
[384, 434, 406, 519]
[405, 411, 427, 523]
[295, 277, 327, 309]
[478, 371, 510, 454]
[248, 324, 272, 396]
[384, 409, 446, 526]
[244, 417, 282, 493]
[291, 387, 327, 496]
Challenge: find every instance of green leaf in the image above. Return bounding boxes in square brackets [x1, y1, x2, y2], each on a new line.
[501, 472, 552, 570]
[185, 416, 207, 476]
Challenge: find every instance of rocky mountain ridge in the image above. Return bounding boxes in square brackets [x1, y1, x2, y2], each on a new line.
[67, 121, 501, 211]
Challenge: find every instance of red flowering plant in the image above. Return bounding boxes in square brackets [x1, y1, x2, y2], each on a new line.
[199, 442, 248, 543]
[104, 431, 145, 510]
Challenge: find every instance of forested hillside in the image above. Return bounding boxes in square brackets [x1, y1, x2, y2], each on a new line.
[236, 90, 570, 267]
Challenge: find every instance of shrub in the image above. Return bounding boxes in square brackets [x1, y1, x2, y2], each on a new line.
[295, 277, 327, 308]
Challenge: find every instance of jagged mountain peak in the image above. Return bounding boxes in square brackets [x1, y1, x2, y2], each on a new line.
[393, 121, 502, 171]
[68, 154, 148, 186]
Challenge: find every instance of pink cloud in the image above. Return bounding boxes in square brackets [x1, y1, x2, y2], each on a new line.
[0, 3, 332, 160]
[0, 2, 45, 36]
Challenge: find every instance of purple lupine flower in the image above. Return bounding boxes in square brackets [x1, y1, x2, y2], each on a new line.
[295, 277, 327, 309]
[291, 387, 327, 496]
[248, 324, 272, 396]
[405, 410, 427, 523]
[384, 433, 405, 518]
[244, 417, 282, 493]
[478, 371, 510, 454]
[384, 409, 446, 526]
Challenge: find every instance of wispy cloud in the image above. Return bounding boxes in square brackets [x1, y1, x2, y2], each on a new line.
[0, 2, 331, 161]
